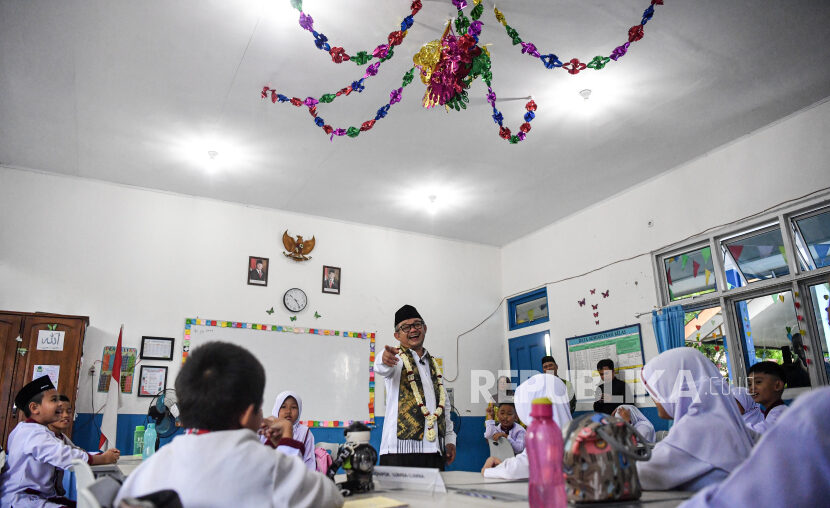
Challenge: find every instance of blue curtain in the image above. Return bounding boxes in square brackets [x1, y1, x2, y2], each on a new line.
[652, 305, 686, 353]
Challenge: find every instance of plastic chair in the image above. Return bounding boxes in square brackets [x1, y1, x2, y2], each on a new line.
[488, 437, 516, 461]
[655, 430, 669, 442]
[72, 458, 97, 493]
[77, 476, 121, 508]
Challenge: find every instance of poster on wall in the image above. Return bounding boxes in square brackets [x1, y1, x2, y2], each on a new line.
[97, 346, 138, 393]
[32, 365, 60, 390]
[36, 330, 65, 351]
[566, 324, 646, 399]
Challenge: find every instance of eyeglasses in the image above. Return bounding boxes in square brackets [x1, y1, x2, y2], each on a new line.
[397, 321, 425, 333]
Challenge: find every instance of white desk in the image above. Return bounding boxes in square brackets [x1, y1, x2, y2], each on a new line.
[346, 471, 692, 508]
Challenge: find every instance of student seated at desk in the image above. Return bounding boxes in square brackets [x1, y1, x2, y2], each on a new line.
[48, 394, 82, 500]
[730, 386, 765, 431]
[612, 404, 656, 443]
[747, 361, 788, 433]
[270, 391, 316, 471]
[481, 373, 572, 479]
[115, 341, 343, 508]
[680, 386, 830, 508]
[0, 376, 120, 508]
[638, 348, 755, 492]
[484, 402, 525, 454]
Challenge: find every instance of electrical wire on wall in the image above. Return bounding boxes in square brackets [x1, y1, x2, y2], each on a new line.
[444, 185, 830, 383]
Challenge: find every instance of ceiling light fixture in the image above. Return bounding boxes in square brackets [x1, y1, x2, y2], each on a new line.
[579, 89, 592, 100]
[207, 150, 219, 161]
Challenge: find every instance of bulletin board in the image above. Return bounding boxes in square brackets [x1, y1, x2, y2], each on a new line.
[566, 324, 647, 398]
[183, 318, 376, 427]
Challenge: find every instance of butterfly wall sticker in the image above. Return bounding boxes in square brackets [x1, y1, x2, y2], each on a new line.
[602, 290, 610, 298]
[578, 298, 586, 307]
[590, 289, 596, 295]
[266, 307, 275, 315]
[591, 304, 598, 310]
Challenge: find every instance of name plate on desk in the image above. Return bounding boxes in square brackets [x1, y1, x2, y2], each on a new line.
[372, 466, 446, 493]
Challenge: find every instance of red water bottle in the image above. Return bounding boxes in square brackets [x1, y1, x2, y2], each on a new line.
[526, 397, 567, 508]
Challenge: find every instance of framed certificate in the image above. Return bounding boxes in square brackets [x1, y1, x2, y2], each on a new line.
[140, 336, 175, 361]
[138, 365, 168, 397]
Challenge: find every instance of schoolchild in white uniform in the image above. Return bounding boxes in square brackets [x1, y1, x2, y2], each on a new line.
[613, 404, 656, 443]
[271, 391, 317, 471]
[730, 385, 765, 431]
[638, 348, 755, 491]
[47, 394, 82, 499]
[746, 361, 788, 433]
[480, 373, 573, 479]
[115, 341, 343, 508]
[680, 386, 830, 508]
[0, 376, 120, 508]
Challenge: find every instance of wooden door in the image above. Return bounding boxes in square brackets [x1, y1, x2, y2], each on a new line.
[2, 313, 87, 447]
[0, 312, 26, 445]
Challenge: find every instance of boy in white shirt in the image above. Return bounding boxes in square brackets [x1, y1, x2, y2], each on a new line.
[484, 402, 525, 454]
[115, 341, 343, 508]
[747, 361, 788, 433]
[0, 376, 120, 508]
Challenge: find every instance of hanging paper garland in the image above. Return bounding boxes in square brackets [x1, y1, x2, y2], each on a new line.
[292, 0, 423, 66]
[492, 0, 664, 74]
[265, 0, 664, 143]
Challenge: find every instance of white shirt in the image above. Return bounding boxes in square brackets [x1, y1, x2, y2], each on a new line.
[0, 421, 91, 508]
[748, 403, 787, 433]
[115, 429, 343, 508]
[374, 348, 456, 455]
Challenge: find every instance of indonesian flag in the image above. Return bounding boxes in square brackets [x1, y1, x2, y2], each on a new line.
[99, 325, 124, 450]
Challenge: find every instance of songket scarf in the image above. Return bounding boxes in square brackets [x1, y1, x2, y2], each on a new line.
[396, 347, 446, 453]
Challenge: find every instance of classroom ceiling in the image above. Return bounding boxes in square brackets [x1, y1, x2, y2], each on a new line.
[2, 1, 830, 246]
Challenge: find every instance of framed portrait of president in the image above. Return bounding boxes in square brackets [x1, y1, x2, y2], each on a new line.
[248, 256, 269, 287]
[322, 265, 341, 294]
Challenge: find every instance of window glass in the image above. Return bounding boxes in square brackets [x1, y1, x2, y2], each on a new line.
[807, 282, 830, 379]
[664, 246, 716, 301]
[793, 209, 830, 269]
[515, 297, 549, 325]
[508, 288, 549, 330]
[684, 306, 730, 381]
[723, 228, 789, 284]
[734, 290, 811, 388]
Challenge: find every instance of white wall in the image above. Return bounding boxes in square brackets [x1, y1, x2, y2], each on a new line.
[501, 99, 830, 404]
[0, 167, 504, 417]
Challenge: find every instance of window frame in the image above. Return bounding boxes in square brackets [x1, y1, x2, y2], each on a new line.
[652, 196, 830, 388]
[507, 287, 550, 331]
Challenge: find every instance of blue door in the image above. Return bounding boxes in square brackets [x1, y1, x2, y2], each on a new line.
[509, 331, 548, 387]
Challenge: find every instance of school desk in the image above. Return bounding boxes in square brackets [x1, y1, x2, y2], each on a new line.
[343, 471, 693, 507]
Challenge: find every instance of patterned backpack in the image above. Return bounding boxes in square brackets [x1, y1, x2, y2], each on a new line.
[562, 413, 652, 503]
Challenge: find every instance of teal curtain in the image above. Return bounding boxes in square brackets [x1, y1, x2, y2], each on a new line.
[652, 305, 686, 353]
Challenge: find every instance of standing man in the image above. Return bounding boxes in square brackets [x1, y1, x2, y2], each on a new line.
[593, 358, 633, 414]
[375, 305, 456, 469]
[541, 356, 576, 413]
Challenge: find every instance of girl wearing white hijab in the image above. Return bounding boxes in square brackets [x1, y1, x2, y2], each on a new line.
[272, 391, 316, 471]
[613, 404, 656, 443]
[680, 386, 830, 508]
[730, 385, 765, 431]
[481, 373, 572, 479]
[638, 348, 755, 491]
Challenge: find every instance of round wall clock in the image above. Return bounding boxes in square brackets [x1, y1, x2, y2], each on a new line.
[283, 288, 307, 313]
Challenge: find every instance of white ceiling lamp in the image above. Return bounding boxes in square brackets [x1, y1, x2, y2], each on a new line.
[206, 150, 219, 172]
[579, 89, 592, 100]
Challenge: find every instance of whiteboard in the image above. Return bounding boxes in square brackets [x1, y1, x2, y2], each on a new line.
[183, 318, 373, 426]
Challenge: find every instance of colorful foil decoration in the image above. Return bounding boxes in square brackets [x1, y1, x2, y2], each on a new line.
[493, 0, 664, 74]
[292, 0, 423, 66]
[264, 0, 664, 143]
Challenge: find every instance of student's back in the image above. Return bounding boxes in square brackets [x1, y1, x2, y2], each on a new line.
[115, 341, 342, 508]
[117, 428, 337, 507]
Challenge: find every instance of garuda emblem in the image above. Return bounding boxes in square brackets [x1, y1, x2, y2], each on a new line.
[282, 230, 315, 261]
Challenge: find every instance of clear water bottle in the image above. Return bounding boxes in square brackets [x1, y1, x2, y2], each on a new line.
[526, 397, 567, 508]
[142, 423, 157, 459]
[133, 425, 145, 456]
